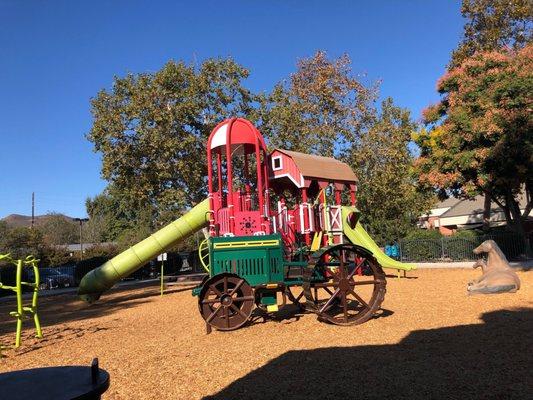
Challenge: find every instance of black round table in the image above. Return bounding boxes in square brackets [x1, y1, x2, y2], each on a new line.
[0, 359, 110, 400]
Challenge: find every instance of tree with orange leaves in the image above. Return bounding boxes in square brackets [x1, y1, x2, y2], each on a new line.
[414, 44, 532, 239]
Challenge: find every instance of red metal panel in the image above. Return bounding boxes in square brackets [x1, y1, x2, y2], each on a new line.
[271, 150, 303, 188]
[234, 211, 264, 236]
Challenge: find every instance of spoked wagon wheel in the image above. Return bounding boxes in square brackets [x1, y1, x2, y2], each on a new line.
[304, 244, 386, 326]
[198, 273, 254, 331]
[285, 286, 305, 310]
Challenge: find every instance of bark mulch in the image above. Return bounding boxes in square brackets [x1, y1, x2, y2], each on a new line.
[0, 269, 531, 399]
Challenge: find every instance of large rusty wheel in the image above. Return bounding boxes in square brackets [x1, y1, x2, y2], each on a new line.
[285, 286, 305, 310]
[303, 244, 386, 326]
[198, 273, 254, 331]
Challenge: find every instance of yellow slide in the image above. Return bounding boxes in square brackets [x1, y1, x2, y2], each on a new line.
[341, 206, 415, 271]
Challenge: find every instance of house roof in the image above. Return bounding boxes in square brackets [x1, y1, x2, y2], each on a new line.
[274, 149, 358, 183]
[435, 197, 461, 209]
[440, 197, 488, 218]
[440, 192, 530, 219]
[58, 242, 116, 252]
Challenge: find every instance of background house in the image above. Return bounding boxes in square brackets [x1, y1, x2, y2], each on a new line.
[420, 194, 533, 236]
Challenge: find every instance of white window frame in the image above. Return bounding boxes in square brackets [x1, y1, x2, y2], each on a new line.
[272, 155, 283, 171]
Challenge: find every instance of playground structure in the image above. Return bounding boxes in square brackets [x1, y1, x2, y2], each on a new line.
[78, 118, 414, 331]
[0, 254, 43, 349]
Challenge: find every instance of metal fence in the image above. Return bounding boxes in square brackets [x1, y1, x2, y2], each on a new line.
[395, 233, 530, 262]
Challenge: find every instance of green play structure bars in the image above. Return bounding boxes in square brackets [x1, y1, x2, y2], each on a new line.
[78, 199, 210, 303]
[0, 253, 43, 350]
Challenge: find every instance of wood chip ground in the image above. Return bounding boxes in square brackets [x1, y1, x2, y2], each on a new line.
[1, 269, 531, 399]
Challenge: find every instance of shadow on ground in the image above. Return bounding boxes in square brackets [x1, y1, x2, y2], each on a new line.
[0, 282, 196, 336]
[249, 305, 394, 329]
[205, 308, 532, 400]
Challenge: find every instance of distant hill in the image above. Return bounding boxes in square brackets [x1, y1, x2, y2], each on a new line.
[1, 214, 75, 228]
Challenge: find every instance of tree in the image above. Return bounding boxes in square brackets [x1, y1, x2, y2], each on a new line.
[83, 214, 108, 244]
[0, 220, 78, 267]
[259, 51, 432, 242]
[37, 213, 78, 246]
[0, 226, 44, 261]
[347, 98, 435, 245]
[85, 187, 158, 249]
[451, 0, 533, 67]
[87, 58, 254, 222]
[257, 51, 377, 157]
[85, 189, 138, 242]
[415, 44, 532, 238]
[0, 220, 9, 246]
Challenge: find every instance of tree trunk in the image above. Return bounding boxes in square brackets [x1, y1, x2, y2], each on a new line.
[504, 191, 522, 232]
[486, 187, 532, 258]
[505, 190, 532, 258]
[482, 193, 491, 232]
[521, 182, 532, 223]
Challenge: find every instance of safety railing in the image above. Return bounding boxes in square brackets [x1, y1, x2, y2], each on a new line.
[217, 207, 231, 235]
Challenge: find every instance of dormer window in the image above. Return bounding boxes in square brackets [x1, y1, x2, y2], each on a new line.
[272, 156, 283, 171]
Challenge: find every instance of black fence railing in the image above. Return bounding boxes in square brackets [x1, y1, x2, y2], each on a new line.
[394, 233, 530, 262]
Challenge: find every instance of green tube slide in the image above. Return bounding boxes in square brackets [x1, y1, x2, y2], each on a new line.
[78, 198, 210, 303]
[341, 206, 415, 271]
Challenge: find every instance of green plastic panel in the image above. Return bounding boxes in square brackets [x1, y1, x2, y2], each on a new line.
[210, 234, 284, 286]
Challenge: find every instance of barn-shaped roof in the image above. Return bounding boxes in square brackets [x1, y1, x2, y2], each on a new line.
[274, 149, 358, 183]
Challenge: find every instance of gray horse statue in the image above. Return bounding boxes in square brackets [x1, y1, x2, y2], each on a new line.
[467, 240, 520, 294]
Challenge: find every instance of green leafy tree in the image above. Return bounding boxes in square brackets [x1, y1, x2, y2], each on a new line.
[260, 52, 432, 242]
[415, 44, 533, 239]
[0, 221, 12, 266]
[0, 220, 9, 247]
[37, 213, 78, 246]
[451, 0, 532, 67]
[0, 222, 75, 267]
[347, 98, 435, 245]
[115, 207, 154, 251]
[87, 58, 254, 221]
[257, 51, 377, 157]
[41, 246, 72, 267]
[85, 187, 157, 248]
[83, 214, 107, 244]
[85, 189, 139, 242]
[0, 227, 44, 261]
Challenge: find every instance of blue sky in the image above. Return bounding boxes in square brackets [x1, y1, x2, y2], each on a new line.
[0, 1, 464, 218]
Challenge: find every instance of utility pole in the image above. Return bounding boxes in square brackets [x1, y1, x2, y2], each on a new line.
[74, 218, 89, 261]
[31, 192, 35, 229]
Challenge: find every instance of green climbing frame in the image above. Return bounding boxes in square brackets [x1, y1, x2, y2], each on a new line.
[0, 253, 43, 349]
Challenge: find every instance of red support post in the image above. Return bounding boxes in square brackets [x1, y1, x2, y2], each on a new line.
[217, 152, 223, 200]
[302, 188, 310, 245]
[263, 155, 271, 232]
[350, 184, 356, 206]
[255, 138, 265, 228]
[207, 142, 215, 236]
[335, 189, 341, 205]
[225, 118, 237, 234]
